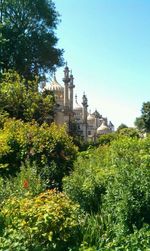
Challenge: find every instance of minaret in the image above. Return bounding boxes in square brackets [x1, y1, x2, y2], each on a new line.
[62, 63, 70, 108]
[75, 94, 78, 104]
[94, 109, 99, 129]
[53, 71, 56, 81]
[82, 93, 88, 141]
[69, 71, 75, 111]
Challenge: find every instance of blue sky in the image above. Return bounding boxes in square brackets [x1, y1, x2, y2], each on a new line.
[53, 0, 150, 129]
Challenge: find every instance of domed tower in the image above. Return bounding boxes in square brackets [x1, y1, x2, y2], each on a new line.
[97, 120, 111, 135]
[45, 73, 64, 106]
[44, 73, 65, 125]
[74, 94, 82, 117]
[73, 95, 82, 134]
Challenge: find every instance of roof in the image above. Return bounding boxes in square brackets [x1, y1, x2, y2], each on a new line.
[87, 113, 95, 121]
[74, 95, 82, 110]
[97, 121, 110, 134]
[92, 110, 102, 118]
[74, 103, 82, 110]
[45, 75, 64, 92]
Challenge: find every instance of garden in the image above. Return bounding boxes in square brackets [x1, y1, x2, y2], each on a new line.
[0, 113, 150, 250]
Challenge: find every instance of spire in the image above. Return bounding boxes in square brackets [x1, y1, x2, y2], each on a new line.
[82, 93, 88, 107]
[69, 70, 75, 111]
[82, 93, 88, 142]
[63, 62, 70, 84]
[69, 70, 75, 88]
[63, 62, 70, 107]
[93, 109, 101, 118]
[53, 70, 56, 81]
[75, 94, 78, 104]
[70, 70, 74, 85]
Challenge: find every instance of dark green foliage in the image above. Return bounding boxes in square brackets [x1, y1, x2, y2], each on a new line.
[135, 101, 150, 133]
[117, 123, 128, 131]
[0, 0, 64, 80]
[0, 109, 8, 128]
[135, 116, 145, 132]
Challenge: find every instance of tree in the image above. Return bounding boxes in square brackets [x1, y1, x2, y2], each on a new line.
[0, 0, 63, 80]
[97, 132, 117, 146]
[0, 70, 55, 123]
[135, 102, 150, 133]
[117, 123, 128, 132]
[118, 127, 140, 138]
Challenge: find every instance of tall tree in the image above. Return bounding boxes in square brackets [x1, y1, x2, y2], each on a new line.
[0, 0, 63, 80]
[135, 102, 150, 133]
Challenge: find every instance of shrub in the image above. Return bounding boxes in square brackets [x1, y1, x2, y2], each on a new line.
[97, 132, 117, 146]
[0, 162, 46, 203]
[103, 225, 150, 251]
[0, 119, 78, 188]
[117, 127, 140, 138]
[0, 190, 82, 251]
[68, 136, 150, 250]
[101, 136, 150, 239]
[63, 146, 116, 213]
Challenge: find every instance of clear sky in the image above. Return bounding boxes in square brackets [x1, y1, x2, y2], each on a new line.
[53, 0, 150, 129]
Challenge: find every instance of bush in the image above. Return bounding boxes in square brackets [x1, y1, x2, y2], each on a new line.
[102, 137, 150, 237]
[63, 146, 116, 213]
[67, 136, 150, 250]
[0, 190, 82, 251]
[0, 162, 46, 203]
[117, 127, 140, 138]
[97, 132, 117, 146]
[0, 119, 78, 188]
[103, 225, 150, 251]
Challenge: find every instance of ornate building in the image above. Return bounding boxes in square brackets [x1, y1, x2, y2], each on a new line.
[45, 64, 114, 141]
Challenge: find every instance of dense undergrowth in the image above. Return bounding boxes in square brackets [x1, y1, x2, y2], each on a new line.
[0, 119, 150, 250]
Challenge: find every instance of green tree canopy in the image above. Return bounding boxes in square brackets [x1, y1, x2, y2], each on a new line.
[118, 127, 140, 138]
[117, 123, 128, 132]
[135, 102, 150, 133]
[0, 70, 55, 123]
[0, 0, 63, 80]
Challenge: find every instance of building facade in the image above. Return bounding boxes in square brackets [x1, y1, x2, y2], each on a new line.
[44, 64, 114, 141]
